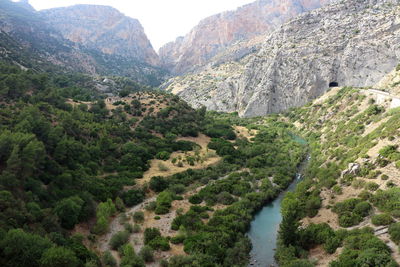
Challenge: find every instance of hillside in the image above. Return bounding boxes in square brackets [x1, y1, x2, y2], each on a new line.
[0, 0, 166, 86]
[276, 66, 400, 266]
[0, 60, 309, 266]
[165, 0, 400, 117]
[159, 0, 334, 74]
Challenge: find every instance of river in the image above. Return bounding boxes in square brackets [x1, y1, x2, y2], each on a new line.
[247, 150, 309, 267]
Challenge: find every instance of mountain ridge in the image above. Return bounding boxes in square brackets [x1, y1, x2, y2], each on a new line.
[165, 0, 400, 117]
[159, 0, 336, 74]
[40, 4, 160, 67]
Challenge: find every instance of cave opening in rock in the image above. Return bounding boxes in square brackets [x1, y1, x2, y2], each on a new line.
[329, 82, 339, 87]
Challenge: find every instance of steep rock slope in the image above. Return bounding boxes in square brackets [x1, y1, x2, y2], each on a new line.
[0, 0, 165, 86]
[166, 0, 400, 117]
[159, 0, 334, 74]
[41, 5, 159, 66]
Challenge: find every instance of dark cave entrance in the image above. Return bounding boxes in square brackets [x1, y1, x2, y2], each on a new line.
[329, 82, 339, 87]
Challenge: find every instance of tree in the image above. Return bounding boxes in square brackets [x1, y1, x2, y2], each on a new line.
[54, 196, 84, 229]
[0, 229, 52, 267]
[149, 176, 169, 192]
[120, 244, 144, 267]
[102, 251, 117, 267]
[40, 247, 79, 267]
[121, 189, 145, 207]
[109, 231, 130, 250]
[139, 246, 154, 262]
[279, 193, 300, 246]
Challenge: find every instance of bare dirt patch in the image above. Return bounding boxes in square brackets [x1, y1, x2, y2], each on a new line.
[234, 125, 258, 142]
[138, 134, 221, 186]
[309, 245, 343, 267]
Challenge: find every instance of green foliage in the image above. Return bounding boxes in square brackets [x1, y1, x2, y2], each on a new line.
[92, 199, 116, 235]
[371, 213, 393, 226]
[40, 247, 79, 267]
[133, 211, 145, 223]
[120, 244, 144, 267]
[155, 191, 174, 215]
[54, 196, 84, 229]
[332, 198, 371, 227]
[144, 228, 170, 251]
[149, 176, 169, 192]
[102, 251, 117, 267]
[379, 145, 400, 161]
[156, 151, 171, 160]
[121, 189, 145, 207]
[139, 246, 154, 262]
[330, 232, 395, 267]
[109, 231, 130, 250]
[0, 229, 52, 267]
[389, 223, 400, 244]
[371, 188, 400, 216]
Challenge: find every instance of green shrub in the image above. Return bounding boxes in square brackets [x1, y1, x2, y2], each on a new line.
[124, 223, 133, 233]
[389, 223, 400, 244]
[133, 211, 144, 223]
[156, 151, 170, 161]
[353, 201, 372, 217]
[365, 182, 379, 191]
[139, 246, 154, 262]
[171, 235, 185, 244]
[109, 231, 130, 250]
[102, 251, 117, 267]
[121, 189, 145, 207]
[338, 212, 363, 227]
[149, 176, 169, 192]
[132, 224, 141, 233]
[371, 214, 393, 226]
[188, 194, 202, 204]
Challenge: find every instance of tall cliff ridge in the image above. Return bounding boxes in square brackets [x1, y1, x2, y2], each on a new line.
[159, 0, 335, 74]
[165, 0, 400, 117]
[40, 5, 159, 66]
[0, 0, 165, 85]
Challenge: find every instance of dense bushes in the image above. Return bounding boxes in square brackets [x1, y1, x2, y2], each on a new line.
[332, 198, 371, 227]
[389, 223, 400, 244]
[92, 199, 116, 235]
[121, 189, 145, 207]
[109, 231, 130, 250]
[371, 213, 393, 226]
[143, 228, 170, 251]
[330, 231, 396, 267]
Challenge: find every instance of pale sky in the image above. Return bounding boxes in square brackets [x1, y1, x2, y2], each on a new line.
[26, 0, 255, 51]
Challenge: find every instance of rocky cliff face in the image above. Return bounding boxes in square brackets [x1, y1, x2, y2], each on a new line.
[159, 0, 335, 74]
[41, 5, 159, 66]
[165, 0, 400, 117]
[0, 0, 166, 85]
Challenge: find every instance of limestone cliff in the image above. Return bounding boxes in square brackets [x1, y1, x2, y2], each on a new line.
[159, 0, 335, 74]
[41, 5, 159, 66]
[165, 0, 400, 117]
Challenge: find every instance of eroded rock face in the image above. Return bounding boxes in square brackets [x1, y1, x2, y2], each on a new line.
[159, 0, 335, 74]
[166, 0, 400, 117]
[41, 5, 159, 66]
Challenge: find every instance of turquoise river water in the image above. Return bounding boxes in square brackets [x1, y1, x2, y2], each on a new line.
[247, 138, 309, 266]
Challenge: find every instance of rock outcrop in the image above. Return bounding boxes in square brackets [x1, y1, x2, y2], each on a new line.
[159, 0, 335, 74]
[41, 5, 159, 66]
[165, 0, 400, 117]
